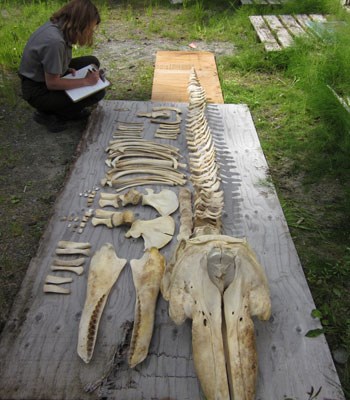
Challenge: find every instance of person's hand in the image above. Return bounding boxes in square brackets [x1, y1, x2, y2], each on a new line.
[68, 68, 76, 76]
[85, 69, 99, 86]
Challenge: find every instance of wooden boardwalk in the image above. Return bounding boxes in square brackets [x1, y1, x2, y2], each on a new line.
[0, 100, 345, 400]
[151, 51, 224, 103]
[250, 14, 327, 51]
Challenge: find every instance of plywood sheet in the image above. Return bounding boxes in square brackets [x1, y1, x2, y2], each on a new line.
[151, 51, 224, 103]
[0, 101, 345, 400]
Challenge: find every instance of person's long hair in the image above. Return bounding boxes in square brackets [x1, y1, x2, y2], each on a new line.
[50, 0, 100, 46]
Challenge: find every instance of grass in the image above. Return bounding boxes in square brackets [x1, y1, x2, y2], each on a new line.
[0, 0, 349, 396]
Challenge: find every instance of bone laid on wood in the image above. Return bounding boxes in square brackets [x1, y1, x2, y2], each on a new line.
[43, 284, 70, 294]
[51, 265, 84, 275]
[125, 216, 175, 250]
[57, 241, 91, 249]
[141, 188, 179, 216]
[52, 257, 85, 267]
[55, 248, 90, 256]
[77, 243, 127, 363]
[45, 275, 73, 285]
[92, 210, 135, 228]
[128, 248, 165, 368]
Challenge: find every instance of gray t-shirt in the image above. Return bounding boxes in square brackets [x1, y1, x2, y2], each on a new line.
[19, 21, 72, 82]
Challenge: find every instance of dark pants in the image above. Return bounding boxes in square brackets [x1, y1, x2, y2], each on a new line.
[21, 56, 105, 117]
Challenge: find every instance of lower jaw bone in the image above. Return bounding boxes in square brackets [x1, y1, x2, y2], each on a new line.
[128, 248, 165, 368]
[77, 243, 127, 363]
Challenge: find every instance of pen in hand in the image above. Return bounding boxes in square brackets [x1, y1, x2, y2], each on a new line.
[87, 67, 105, 82]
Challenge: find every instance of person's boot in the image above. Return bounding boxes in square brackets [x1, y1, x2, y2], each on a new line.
[33, 111, 67, 133]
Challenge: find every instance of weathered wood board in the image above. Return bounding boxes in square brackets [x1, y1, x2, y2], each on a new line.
[0, 100, 345, 400]
[241, 0, 286, 5]
[151, 51, 224, 103]
[249, 14, 327, 51]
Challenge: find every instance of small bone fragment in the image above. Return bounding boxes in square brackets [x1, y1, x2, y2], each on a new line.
[43, 284, 70, 294]
[52, 257, 85, 267]
[137, 111, 171, 118]
[151, 115, 182, 125]
[45, 275, 73, 285]
[77, 243, 127, 363]
[55, 248, 90, 256]
[91, 217, 113, 228]
[128, 248, 165, 368]
[119, 188, 142, 206]
[99, 192, 120, 208]
[57, 241, 91, 249]
[154, 133, 177, 140]
[177, 188, 193, 241]
[142, 188, 179, 216]
[152, 106, 182, 114]
[92, 211, 135, 228]
[125, 216, 175, 250]
[156, 128, 180, 134]
[112, 211, 135, 226]
[51, 265, 84, 275]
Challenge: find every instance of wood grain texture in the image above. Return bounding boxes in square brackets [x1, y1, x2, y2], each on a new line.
[249, 16, 281, 51]
[264, 15, 294, 48]
[151, 51, 224, 104]
[279, 14, 306, 36]
[0, 101, 344, 400]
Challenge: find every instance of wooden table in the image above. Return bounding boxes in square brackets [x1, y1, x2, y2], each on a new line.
[0, 100, 344, 400]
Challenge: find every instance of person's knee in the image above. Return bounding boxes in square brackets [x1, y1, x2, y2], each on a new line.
[94, 89, 105, 102]
[90, 56, 100, 68]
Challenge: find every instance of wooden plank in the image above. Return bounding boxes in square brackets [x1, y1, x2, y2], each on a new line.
[240, 0, 253, 4]
[0, 101, 345, 400]
[295, 13, 314, 30]
[309, 13, 327, 22]
[151, 51, 223, 103]
[249, 15, 282, 51]
[264, 15, 294, 48]
[279, 14, 307, 36]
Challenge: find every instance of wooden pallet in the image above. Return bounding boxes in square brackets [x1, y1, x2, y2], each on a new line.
[151, 50, 224, 103]
[250, 14, 327, 51]
[241, 0, 287, 4]
[0, 100, 345, 400]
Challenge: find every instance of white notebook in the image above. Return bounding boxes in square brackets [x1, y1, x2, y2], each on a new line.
[63, 64, 110, 103]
